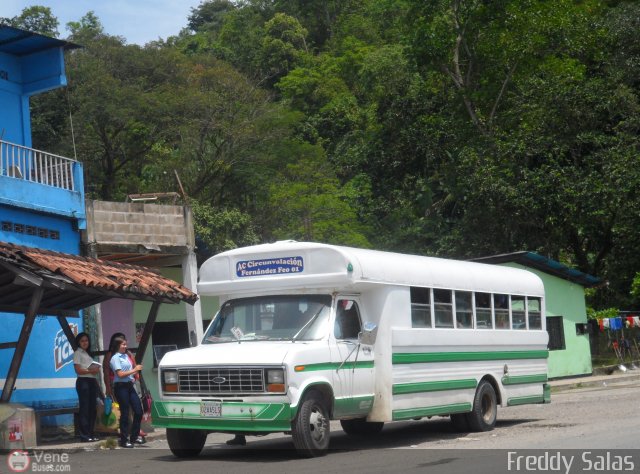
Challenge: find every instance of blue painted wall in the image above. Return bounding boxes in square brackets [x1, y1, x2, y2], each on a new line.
[0, 208, 83, 413]
[0, 51, 27, 145]
[0, 205, 80, 251]
[0, 31, 85, 420]
[0, 169, 86, 228]
[0, 46, 67, 146]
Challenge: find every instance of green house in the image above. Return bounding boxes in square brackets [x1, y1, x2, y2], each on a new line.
[473, 252, 602, 379]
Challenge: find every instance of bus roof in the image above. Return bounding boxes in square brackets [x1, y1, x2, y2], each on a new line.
[198, 241, 544, 297]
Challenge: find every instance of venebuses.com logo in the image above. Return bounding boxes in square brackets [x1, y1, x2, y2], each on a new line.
[6, 450, 71, 472]
[7, 450, 30, 472]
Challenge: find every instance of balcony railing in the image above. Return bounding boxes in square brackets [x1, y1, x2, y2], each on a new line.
[0, 140, 77, 191]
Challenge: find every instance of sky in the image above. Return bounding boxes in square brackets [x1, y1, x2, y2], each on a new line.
[5, 0, 205, 45]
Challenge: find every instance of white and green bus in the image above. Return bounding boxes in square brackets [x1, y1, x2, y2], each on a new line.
[154, 241, 550, 457]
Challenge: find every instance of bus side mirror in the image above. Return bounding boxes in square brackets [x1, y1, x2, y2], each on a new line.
[359, 322, 378, 345]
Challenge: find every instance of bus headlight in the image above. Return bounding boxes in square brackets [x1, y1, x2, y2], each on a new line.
[162, 369, 178, 393]
[266, 369, 285, 393]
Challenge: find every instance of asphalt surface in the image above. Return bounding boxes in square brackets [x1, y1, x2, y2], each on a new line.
[29, 368, 640, 453]
[4, 369, 639, 474]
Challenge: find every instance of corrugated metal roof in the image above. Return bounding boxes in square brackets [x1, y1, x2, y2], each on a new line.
[0, 25, 80, 56]
[0, 241, 197, 314]
[470, 251, 603, 288]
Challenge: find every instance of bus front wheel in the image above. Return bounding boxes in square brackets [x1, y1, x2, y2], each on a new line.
[291, 391, 330, 457]
[467, 380, 497, 432]
[167, 428, 207, 458]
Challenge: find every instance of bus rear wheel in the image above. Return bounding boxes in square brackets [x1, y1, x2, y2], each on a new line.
[467, 380, 497, 432]
[167, 428, 207, 458]
[340, 418, 384, 435]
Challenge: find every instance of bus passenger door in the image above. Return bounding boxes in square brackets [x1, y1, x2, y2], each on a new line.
[331, 297, 375, 418]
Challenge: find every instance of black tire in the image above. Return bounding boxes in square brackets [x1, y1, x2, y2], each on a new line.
[291, 391, 330, 457]
[466, 380, 497, 432]
[450, 413, 470, 432]
[166, 428, 207, 458]
[340, 418, 384, 435]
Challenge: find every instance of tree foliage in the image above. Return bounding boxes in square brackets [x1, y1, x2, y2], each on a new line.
[1, 6, 59, 37]
[10, 2, 640, 307]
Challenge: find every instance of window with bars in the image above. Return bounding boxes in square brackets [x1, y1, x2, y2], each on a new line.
[547, 316, 566, 350]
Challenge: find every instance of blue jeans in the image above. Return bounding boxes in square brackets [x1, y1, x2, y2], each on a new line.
[114, 382, 142, 443]
[75, 377, 97, 440]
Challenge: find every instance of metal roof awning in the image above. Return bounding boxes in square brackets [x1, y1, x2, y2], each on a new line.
[0, 241, 198, 402]
[0, 25, 80, 55]
[470, 251, 603, 288]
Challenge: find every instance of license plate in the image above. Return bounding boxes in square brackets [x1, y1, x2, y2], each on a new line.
[200, 401, 222, 417]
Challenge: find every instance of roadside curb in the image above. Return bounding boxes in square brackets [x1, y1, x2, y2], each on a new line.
[592, 360, 640, 375]
[549, 370, 640, 392]
[36, 428, 166, 452]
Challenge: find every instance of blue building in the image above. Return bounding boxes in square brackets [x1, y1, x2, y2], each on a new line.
[0, 26, 84, 417]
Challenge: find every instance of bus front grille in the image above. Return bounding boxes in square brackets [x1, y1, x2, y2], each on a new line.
[178, 367, 265, 394]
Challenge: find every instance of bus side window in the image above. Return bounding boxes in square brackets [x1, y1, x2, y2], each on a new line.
[434, 289, 454, 328]
[494, 294, 509, 329]
[410, 287, 432, 328]
[475, 292, 492, 329]
[511, 296, 526, 329]
[455, 291, 473, 328]
[528, 297, 542, 329]
[335, 299, 362, 339]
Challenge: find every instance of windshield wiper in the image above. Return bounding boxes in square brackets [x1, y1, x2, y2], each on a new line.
[291, 307, 325, 342]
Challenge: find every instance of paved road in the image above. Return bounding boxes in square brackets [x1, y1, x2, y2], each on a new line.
[8, 380, 640, 474]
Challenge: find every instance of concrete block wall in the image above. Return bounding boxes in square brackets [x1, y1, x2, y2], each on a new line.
[86, 200, 189, 246]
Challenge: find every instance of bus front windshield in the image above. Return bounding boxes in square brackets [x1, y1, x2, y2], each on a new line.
[203, 295, 332, 344]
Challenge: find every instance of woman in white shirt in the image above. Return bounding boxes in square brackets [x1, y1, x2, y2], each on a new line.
[73, 332, 101, 442]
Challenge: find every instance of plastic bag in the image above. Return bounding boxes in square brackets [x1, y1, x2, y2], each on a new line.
[96, 400, 119, 433]
[104, 396, 113, 416]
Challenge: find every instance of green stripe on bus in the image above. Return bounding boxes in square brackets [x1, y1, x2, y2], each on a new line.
[507, 395, 545, 406]
[151, 401, 292, 432]
[392, 350, 549, 364]
[295, 361, 375, 372]
[334, 395, 375, 417]
[393, 379, 477, 395]
[392, 403, 472, 421]
[502, 374, 548, 385]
